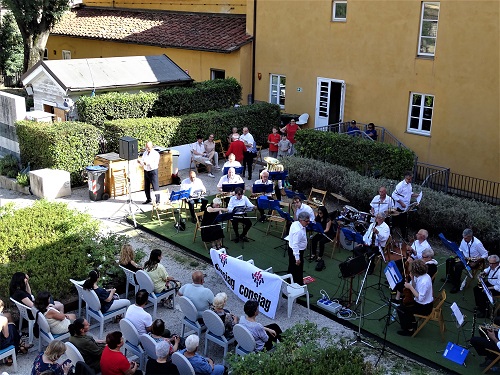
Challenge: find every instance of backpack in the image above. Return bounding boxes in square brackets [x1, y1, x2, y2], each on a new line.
[315, 259, 326, 272]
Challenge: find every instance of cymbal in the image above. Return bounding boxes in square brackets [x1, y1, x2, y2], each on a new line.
[330, 192, 350, 202]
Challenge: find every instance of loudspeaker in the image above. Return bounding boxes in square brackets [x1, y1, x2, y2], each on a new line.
[339, 255, 367, 278]
[119, 136, 138, 160]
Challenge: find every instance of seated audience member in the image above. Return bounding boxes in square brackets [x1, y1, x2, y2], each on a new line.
[267, 127, 280, 158]
[310, 206, 335, 262]
[119, 244, 142, 272]
[125, 289, 153, 335]
[191, 135, 215, 178]
[181, 170, 209, 223]
[277, 133, 291, 158]
[34, 291, 76, 334]
[222, 153, 242, 169]
[201, 198, 227, 250]
[204, 134, 220, 170]
[239, 300, 282, 352]
[0, 298, 22, 362]
[365, 122, 378, 140]
[31, 340, 72, 375]
[180, 334, 225, 375]
[68, 318, 106, 373]
[474, 255, 500, 318]
[228, 187, 255, 243]
[148, 319, 181, 352]
[100, 331, 142, 375]
[211, 292, 238, 338]
[254, 170, 274, 223]
[346, 119, 360, 135]
[145, 340, 179, 375]
[225, 134, 246, 164]
[144, 249, 179, 306]
[178, 271, 215, 319]
[82, 269, 130, 315]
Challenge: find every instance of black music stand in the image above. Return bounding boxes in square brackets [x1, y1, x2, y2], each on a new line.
[252, 183, 274, 195]
[222, 183, 245, 193]
[275, 208, 294, 256]
[170, 190, 190, 233]
[230, 206, 256, 249]
[254, 192, 278, 223]
[284, 189, 306, 201]
[222, 166, 244, 175]
[306, 221, 333, 262]
[341, 227, 364, 251]
[438, 233, 473, 292]
[269, 171, 288, 180]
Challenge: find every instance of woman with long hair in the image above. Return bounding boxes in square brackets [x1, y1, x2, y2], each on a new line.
[82, 270, 130, 314]
[68, 318, 105, 373]
[119, 244, 142, 272]
[144, 250, 179, 306]
[310, 206, 335, 262]
[34, 292, 76, 335]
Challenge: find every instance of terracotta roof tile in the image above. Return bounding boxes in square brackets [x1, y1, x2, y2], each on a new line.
[51, 8, 253, 52]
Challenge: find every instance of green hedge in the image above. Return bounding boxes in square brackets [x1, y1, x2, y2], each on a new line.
[282, 157, 500, 249]
[15, 121, 102, 186]
[104, 102, 281, 152]
[294, 129, 415, 180]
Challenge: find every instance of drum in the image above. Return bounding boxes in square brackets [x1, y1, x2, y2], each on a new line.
[339, 228, 363, 250]
[340, 205, 358, 222]
[356, 211, 371, 223]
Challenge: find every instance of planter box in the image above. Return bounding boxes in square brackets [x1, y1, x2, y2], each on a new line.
[0, 175, 30, 194]
[29, 168, 71, 199]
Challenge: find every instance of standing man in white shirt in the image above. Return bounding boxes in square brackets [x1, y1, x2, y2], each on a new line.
[391, 171, 419, 239]
[286, 212, 310, 286]
[239, 127, 256, 181]
[191, 135, 215, 178]
[138, 141, 160, 204]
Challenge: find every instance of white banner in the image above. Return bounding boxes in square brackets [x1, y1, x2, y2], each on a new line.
[210, 249, 283, 319]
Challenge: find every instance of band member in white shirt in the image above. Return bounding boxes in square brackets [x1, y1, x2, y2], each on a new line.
[474, 255, 500, 318]
[370, 186, 395, 216]
[391, 171, 419, 239]
[254, 170, 273, 223]
[407, 229, 432, 260]
[227, 187, 255, 243]
[286, 212, 310, 286]
[180, 171, 208, 223]
[353, 213, 390, 273]
[222, 153, 242, 169]
[138, 141, 160, 204]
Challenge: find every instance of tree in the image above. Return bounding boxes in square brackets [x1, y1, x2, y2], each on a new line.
[0, 12, 23, 74]
[2, 0, 68, 73]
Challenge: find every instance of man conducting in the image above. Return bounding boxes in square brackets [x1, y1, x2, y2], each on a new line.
[138, 141, 160, 205]
[286, 212, 310, 286]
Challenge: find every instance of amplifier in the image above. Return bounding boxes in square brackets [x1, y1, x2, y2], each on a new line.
[339, 255, 367, 278]
[119, 136, 138, 161]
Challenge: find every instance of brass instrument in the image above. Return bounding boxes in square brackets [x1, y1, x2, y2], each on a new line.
[249, 193, 265, 200]
[479, 324, 499, 341]
[216, 192, 231, 199]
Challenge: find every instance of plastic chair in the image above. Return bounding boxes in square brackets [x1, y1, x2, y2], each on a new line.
[412, 289, 446, 340]
[9, 297, 35, 345]
[120, 318, 145, 371]
[202, 310, 235, 364]
[81, 289, 128, 339]
[279, 274, 310, 318]
[296, 113, 309, 125]
[135, 270, 175, 319]
[36, 310, 70, 351]
[233, 324, 256, 356]
[171, 352, 195, 375]
[139, 334, 157, 360]
[69, 279, 86, 317]
[119, 265, 139, 298]
[0, 344, 17, 372]
[64, 342, 84, 365]
[178, 296, 206, 338]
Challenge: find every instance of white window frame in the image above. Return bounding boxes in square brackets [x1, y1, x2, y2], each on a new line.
[62, 50, 71, 60]
[418, 2, 440, 57]
[332, 1, 347, 22]
[407, 92, 434, 135]
[269, 74, 286, 109]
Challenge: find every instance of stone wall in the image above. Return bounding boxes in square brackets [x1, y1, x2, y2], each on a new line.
[0, 91, 26, 158]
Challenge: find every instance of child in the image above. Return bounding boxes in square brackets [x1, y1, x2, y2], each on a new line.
[267, 127, 280, 158]
[278, 133, 291, 158]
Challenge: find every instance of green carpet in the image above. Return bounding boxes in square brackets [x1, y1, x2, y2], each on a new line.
[132, 209, 488, 375]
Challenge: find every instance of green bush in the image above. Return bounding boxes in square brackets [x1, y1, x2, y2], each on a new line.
[15, 121, 102, 186]
[103, 103, 281, 153]
[15, 172, 29, 186]
[0, 200, 126, 300]
[294, 129, 415, 180]
[0, 154, 19, 178]
[282, 157, 500, 248]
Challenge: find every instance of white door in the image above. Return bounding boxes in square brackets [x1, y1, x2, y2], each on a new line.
[315, 78, 345, 128]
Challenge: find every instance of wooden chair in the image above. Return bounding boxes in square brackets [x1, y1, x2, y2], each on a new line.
[266, 201, 290, 238]
[214, 139, 227, 163]
[111, 168, 128, 198]
[411, 289, 446, 340]
[151, 189, 177, 224]
[484, 349, 500, 373]
[305, 187, 327, 209]
[193, 211, 208, 250]
[252, 145, 263, 168]
[190, 151, 208, 173]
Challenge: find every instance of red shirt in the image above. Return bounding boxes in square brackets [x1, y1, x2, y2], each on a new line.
[268, 133, 280, 152]
[100, 346, 130, 375]
[226, 140, 246, 163]
[285, 123, 300, 144]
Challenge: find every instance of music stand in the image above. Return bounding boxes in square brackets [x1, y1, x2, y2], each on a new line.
[284, 189, 307, 201]
[252, 183, 274, 195]
[170, 190, 189, 233]
[222, 183, 245, 193]
[341, 227, 364, 251]
[438, 233, 473, 291]
[269, 171, 288, 180]
[230, 205, 256, 249]
[275, 208, 294, 256]
[222, 166, 244, 175]
[449, 302, 470, 347]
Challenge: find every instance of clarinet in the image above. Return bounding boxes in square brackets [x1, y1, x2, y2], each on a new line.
[470, 307, 477, 342]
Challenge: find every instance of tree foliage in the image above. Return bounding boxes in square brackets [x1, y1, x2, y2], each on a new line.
[0, 12, 23, 74]
[3, 0, 68, 72]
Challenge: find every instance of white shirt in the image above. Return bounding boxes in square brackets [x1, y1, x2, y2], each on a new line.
[180, 177, 206, 197]
[239, 132, 255, 152]
[286, 221, 307, 260]
[125, 304, 152, 336]
[295, 203, 315, 222]
[254, 179, 273, 197]
[217, 174, 244, 189]
[223, 160, 241, 168]
[362, 221, 390, 247]
[410, 239, 431, 260]
[228, 195, 254, 213]
[141, 148, 160, 171]
[370, 194, 395, 215]
[413, 273, 433, 305]
[391, 179, 413, 210]
[482, 265, 500, 291]
[191, 141, 206, 156]
[459, 236, 488, 259]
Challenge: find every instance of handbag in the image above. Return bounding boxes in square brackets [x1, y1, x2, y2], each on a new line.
[315, 259, 326, 271]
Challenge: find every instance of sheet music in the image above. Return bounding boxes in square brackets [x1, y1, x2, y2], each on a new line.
[450, 302, 464, 326]
[384, 261, 402, 290]
[481, 278, 494, 305]
[416, 191, 423, 204]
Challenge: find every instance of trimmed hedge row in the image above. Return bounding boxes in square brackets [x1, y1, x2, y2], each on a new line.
[15, 121, 101, 186]
[282, 157, 500, 249]
[104, 102, 281, 153]
[76, 78, 242, 128]
[294, 129, 415, 181]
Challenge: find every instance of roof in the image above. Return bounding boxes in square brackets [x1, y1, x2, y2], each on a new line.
[50, 7, 253, 53]
[22, 54, 193, 92]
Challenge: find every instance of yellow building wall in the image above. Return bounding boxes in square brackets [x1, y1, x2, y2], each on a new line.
[252, 0, 499, 182]
[82, 0, 246, 13]
[46, 36, 252, 103]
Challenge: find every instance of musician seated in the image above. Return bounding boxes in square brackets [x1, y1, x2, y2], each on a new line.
[407, 229, 432, 260]
[201, 198, 228, 250]
[353, 213, 390, 273]
[292, 196, 315, 223]
[474, 255, 500, 318]
[310, 206, 335, 262]
[217, 167, 244, 205]
[470, 326, 500, 368]
[396, 259, 434, 336]
[445, 228, 488, 294]
[369, 186, 395, 217]
[254, 170, 273, 223]
[181, 171, 208, 224]
[222, 153, 242, 169]
[227, 188, 255, 243]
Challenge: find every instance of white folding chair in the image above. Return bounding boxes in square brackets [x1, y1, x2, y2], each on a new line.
[202, 310, 235, 364]
[139, 334, 157, 361]
[36, 310, 70, 351]
[171, 352, 195, 375]
[135, 270, 175, 319]
[0, 344, 17, 372]
[119, 265, 139, 298]
[69, 279, 85, 317]
[120, 318, 145, 371]
[178, 296, 206, 338]
[279, 274, 310, 318]
[233, 324, 256, 356]
[82, 289, 128, 339]
[64, 342, 84, 365]
[9, 297, 35, 344]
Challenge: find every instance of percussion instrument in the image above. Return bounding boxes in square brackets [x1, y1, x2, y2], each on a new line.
[356, 211, 371, 223]
[339, 226, 363, 250]
[330, 192, 350, 203]
[354, 220, 369, 234]
[340, 205, 358, 222]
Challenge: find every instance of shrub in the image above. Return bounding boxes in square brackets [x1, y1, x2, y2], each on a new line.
[294, 129, 415, 180]
[15, 172, 29, 186]
[0, 200, 126, 299]
[15, 121, 102, 186]
[0, 154, 19, 178]
[281, 157, 500, 249]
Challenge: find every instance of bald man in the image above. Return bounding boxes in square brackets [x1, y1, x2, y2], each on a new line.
[178, 271, 215, 319]
[138, 141, 160, 204]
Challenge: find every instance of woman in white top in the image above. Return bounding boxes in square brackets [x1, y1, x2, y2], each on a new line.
[144, 249, 179, 308]
[35, 291, 76, 335]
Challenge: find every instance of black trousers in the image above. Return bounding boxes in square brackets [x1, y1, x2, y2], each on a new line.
[231, 217, 252, 238]
[474, 284, 500, 314]
[471, 336, 500, 359]
[242, 151, 256, 179]
[311, 233, 330, 258]
[287, 248, 305, 285]
[392, 209, 408, 239]
[397, 301, 433, 331]
[144, 169, 160, 203]
[187, 198, 208, 219]
[263, 323, 283, 351]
